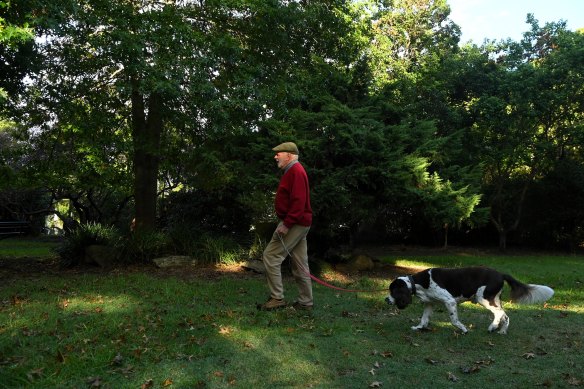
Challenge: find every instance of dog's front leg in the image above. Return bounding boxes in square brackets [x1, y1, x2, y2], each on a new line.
[412, 304, 433, 331]
[444, 300, 468, 334]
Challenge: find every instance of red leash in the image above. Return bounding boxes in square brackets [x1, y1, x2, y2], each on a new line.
[278, 234, 387, 294]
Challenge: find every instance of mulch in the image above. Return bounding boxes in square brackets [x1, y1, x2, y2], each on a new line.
[0, 254, 411, 284]
[1, 245, 516, 283]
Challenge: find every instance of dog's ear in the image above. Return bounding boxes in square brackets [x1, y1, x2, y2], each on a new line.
[395, 290, 412, 309]
[390, 279, 412, 309]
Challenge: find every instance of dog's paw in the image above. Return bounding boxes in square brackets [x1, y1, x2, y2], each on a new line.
[456, 326, 468, 334]
[411, 325, 428, 331]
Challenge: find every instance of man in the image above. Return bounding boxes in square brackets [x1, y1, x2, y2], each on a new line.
[260, 142, 314, 311]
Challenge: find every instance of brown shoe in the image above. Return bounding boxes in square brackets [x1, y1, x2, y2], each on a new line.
[259, 298, 287, 311]
[292, 302, 313, 311]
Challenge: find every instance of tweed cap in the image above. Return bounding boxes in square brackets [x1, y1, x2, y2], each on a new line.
[272, 142, 299, 155]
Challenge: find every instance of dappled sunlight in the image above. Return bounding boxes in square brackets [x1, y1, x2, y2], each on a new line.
[57, 294, 141, 316]
[391, 258, 438, 269]
[1, 250, 583, 388]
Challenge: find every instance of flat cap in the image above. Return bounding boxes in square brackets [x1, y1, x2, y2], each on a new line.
[272, 142, 299, 155]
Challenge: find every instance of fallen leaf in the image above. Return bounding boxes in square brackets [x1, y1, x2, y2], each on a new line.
[425, 358, 438, 365]
[567, 376, 582, 386]
[447, 372, 459, 382]
[26, 368, 44, 381]
[475, 357, 495, 366]
[56, 349, 65, 363]
[86, 376, 102, 387]
[141, 379, 154, 389]
[373, 361, 380, 368]
[461, 365, 481, 374]
[522, 352, 535, 360]
[381, 351, 393, 358]
[369, 368, 376, 375]
[162, 378, 173, 387]
[213, 371, 224, 377]
[111, 353, 123, 366]
[369, 381, 382, 387]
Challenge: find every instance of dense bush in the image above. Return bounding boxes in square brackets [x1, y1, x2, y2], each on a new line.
[55, 222, 121, 267]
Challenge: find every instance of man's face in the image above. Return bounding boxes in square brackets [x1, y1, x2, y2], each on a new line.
[274, 152, 293, 169]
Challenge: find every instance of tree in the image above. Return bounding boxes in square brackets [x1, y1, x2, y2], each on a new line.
[0, 0, 35, 105]
[17, 0, 362, 233]
[471, 16, 584, 249]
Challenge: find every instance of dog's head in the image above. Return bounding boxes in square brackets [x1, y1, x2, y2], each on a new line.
[385, 278, 412, 309]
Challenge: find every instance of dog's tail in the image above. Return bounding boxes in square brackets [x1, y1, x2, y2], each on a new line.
[503, 274, 554, 304]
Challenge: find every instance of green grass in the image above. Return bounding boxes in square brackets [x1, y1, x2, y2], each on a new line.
[0, 237, 59, 258]
[1, 249, 583, 388]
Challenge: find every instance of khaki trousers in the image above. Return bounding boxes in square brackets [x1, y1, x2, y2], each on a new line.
[262, 223, 313, 305]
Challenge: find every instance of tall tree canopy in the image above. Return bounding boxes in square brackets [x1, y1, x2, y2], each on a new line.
[2, 1, 583, 252]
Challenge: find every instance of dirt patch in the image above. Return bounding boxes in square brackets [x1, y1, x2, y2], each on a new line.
[5, 244, 505, 283]
[0, 254, 413, 284]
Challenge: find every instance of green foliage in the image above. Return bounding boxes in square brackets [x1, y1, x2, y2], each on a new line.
[55, 222, 121, 267]
[1, 0, 583, 251]
[195, 234, 245, 265]
[120, 230, 172, 264]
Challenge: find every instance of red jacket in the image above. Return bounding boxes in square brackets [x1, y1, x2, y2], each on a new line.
[275, 162, 312, 228]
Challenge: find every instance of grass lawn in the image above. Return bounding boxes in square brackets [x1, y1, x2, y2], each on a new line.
[1, 244, 583, 388]
[0, 237, 60, 258]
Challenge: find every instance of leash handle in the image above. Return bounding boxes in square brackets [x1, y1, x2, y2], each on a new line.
[277, 233, 386, 293]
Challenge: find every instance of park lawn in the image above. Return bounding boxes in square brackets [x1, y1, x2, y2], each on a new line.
[0, 238, 59, 258]
[0, 251, 583, 388]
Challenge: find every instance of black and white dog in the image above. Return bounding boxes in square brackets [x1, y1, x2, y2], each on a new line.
[385, 267, 554, 334]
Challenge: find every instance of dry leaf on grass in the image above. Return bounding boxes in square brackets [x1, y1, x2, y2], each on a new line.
[86, 376, 103, 387]
[111, 353, 123, 366]
[26, 368, 44, 381]
[522, 352, 536, 360]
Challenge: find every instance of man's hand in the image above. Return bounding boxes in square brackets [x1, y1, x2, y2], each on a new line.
[276, 224, 289, 235]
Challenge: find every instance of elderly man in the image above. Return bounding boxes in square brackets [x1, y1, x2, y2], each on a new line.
[259, 142, 314, 311]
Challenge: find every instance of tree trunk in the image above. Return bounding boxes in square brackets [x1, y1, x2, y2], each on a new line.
[498, 230, 507, 251]
[443, 223, 449, 248]
[131, 80, 162, 232]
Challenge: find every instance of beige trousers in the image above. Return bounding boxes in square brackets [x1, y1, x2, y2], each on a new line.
[262, 223, 313, 306]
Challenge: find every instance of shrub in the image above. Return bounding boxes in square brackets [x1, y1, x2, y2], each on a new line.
[196, 234, 245, 265]
[55, 222, 120, 267]
[120, 230, 173, 263]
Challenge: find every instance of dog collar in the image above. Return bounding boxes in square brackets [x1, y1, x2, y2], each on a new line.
[407, 275, 416, 295]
